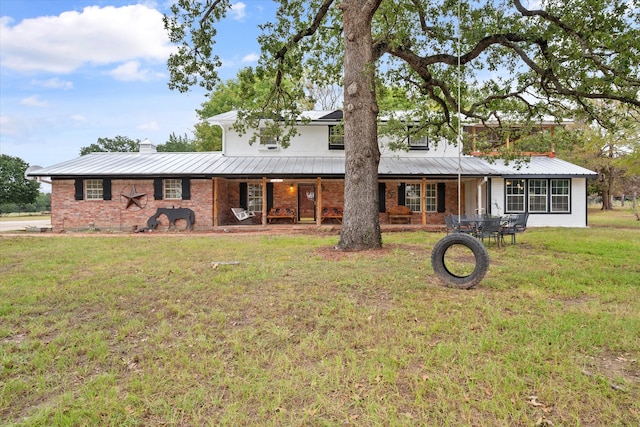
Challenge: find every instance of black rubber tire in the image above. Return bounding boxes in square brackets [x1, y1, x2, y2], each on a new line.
[431, 233, 490, 289]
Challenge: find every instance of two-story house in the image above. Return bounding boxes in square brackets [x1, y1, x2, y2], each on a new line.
[27, 110, 596, 231]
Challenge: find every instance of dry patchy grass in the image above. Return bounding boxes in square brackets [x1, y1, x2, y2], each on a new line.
[1, 220, 639, 426]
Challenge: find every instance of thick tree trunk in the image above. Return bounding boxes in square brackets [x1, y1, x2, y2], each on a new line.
[337, 0, 382, 250]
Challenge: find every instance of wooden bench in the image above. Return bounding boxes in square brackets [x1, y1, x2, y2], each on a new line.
[321, 206, 343, 224]
[387, 205, 413, 224]
[267, 207, 297, 224]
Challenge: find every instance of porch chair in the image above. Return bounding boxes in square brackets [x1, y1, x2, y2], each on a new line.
[231, 207, 256, 221]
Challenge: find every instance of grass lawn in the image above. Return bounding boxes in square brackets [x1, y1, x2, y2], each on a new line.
[1, 210, 638, 426]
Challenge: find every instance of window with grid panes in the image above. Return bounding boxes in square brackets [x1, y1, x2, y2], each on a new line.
[405, 183, 421, 212]
[528, 179, 548, 212]
[247, 183, 263, 213]
[505, 179, 526, 212]
[424, 183, 437, 212]
[328, 125, 344, 149]
[164, 179, 182, 200]
[85, 179, 103, 200]
[551, 179, 570, 212]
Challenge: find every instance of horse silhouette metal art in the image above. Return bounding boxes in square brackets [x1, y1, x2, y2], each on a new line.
[144, 207, 195, 231]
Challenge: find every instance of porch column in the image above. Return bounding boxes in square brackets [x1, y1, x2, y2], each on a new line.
[213, 177, 219, 227]
[421, 177, 427, 226]
[316, 177, 323, 226]
[262, 177, 268, 225]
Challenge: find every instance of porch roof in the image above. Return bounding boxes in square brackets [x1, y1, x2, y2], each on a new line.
[27, 152, 595, 179]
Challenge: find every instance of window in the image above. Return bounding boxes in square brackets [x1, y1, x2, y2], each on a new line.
[260, 127, 279, 148]
[247, 183, 263, 213]
[164, 179, 182, 200]
[528, 179, 548, 212]
[551, 179, 570, 212]
[85, 179, 103, 200]
[505, 179, 526, 212]
[424, 183, 437, 212]
[408, 127, 429, 150]
[505, 178, 571, 213]
[328, 125, 344, 150]
[405, 184, 421, 212]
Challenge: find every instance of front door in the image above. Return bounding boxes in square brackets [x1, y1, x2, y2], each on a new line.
[298, 184, 316, 222]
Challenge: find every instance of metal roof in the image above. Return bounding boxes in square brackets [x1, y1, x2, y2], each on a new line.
[27, 152, 595, 179]
[492, 156, 597, 178]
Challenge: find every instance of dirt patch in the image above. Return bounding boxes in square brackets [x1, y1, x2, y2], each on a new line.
[583, 352, 640, 388]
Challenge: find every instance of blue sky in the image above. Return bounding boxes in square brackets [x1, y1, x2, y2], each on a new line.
[1, 0, 276, 174]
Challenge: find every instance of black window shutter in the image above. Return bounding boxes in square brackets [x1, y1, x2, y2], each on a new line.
[239, 183, 247, 209]
[437, 182, 446, 213]
[267, 183, 274, 210]
[378, 182, 386, 212]
[398, 183, 406, 206]
[154, 178, 163, 200]
[182, 179, 191, 200]
[103, 179, 112, 201]
[74, 179, 84, 200]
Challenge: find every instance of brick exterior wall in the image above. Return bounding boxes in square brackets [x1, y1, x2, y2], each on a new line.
[51, 178, 214, 231]
[50, 177, 456, 231]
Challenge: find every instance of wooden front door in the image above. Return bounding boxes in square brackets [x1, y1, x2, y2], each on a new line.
[298, 184, 316, 222]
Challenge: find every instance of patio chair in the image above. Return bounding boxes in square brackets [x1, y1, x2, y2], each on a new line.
[231, 207, 256, 221]
[477, 217, 502, 246]
[500, 213, 529, 244]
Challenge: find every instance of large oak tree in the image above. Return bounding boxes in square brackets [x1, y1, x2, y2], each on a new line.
[165, 0, 640, 250]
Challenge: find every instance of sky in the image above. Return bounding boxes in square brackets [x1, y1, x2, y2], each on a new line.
[0, 0, 277, 174]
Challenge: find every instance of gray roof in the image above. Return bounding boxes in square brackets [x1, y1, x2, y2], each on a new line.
[27, 152, 596, 178]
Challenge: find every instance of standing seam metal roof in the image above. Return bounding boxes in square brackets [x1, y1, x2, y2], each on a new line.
[27, 152, 596, 178]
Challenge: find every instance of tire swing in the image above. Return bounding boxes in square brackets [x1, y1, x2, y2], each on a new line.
[431, 233, 489, 289]
[430, 0, 489, 289]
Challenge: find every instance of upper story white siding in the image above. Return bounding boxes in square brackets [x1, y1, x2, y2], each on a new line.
[208, 110, 458, 158]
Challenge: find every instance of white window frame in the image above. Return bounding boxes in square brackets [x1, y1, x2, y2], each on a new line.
[424, 183, 437, 212]
[164, 179, 182, 200]
[551, 179, 570, 212]
[247, 183, 263, 213]
[505, 179, 526, 213]
[85, 179, 103, 201]
[528, 179, 548, 212]
[405, 183, 422, 212]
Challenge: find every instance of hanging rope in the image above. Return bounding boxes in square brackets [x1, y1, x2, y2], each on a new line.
[457, 0, 462, 222]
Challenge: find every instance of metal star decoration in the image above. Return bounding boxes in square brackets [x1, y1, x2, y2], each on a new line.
[122, 185, 147, 209]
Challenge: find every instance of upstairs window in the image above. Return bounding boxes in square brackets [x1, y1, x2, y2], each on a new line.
[260, 127, 280, 149]
[328, 125, 344, 150]
[408, 127, 430, 150]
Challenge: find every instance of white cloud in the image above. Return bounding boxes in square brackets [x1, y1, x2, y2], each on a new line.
[0, 5, 174, 74]
[138, 121, 159, 131]
[109, 61, 164, 82]
[242, 53, 259, 63]
[20, 95, 47, 107]
[230, 2, 247, 21]
[31, 78, 74, 90]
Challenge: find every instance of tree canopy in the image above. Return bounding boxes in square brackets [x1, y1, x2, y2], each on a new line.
[165, 0, 640, 249]
[80, 136, 140, 155]
[0, 154, 40, 206]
